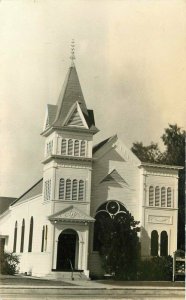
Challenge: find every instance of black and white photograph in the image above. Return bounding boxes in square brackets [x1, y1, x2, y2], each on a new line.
[0, 0, 185, 299]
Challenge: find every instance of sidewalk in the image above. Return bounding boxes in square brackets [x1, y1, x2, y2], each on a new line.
[0, 276, 184, 300]
[0, 274, 184, 289]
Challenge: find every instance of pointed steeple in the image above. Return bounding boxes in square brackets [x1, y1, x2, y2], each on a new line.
[41, 47, 99, 136]
[53, 65, 89, 126]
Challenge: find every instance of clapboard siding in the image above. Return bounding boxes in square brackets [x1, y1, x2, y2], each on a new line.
[91, 145, 140, 221]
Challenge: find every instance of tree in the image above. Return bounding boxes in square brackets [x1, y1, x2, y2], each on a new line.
[131, 124, 185, 250]
[131, 142, 162, 163]
[161, 124, 185, 250]
[96, 209, 140, 280]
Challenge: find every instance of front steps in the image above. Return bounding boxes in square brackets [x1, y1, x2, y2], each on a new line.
[45, 270, 88, 281]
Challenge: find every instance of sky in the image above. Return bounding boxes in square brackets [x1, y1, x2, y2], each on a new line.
[0, 0, 186, 197]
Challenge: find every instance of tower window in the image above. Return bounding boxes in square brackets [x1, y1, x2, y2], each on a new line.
[68, 139, 73, 155]
[58, 178, 85, 201]
[167, 187, 172, 207]
[74, 140, 80, 156]
[155, 186, 160, 206]
[46, 140, 53, 156]
[61, 139, 67, 155]
[149, 186, 154, 206]
[60, 138, 87, 157]
[59, 178, 65, 200]
[72, 179, 78, 201]
[78, 180, 84, 201]
[80, 140, 86, 156]
[44, 180, 51, 201]
[65, 179, 72, 200]
[161, 187, 166, 207]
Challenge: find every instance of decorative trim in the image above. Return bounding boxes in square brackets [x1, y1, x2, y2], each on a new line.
[148, 215, 172, 225]
[48, 205, 95, 223]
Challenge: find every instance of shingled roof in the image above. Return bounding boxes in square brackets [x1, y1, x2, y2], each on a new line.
[11, 179, 43, 206]
[0, 197, 16, 215]
[54, 65, 88, 125]
[52, 64, 98, 131]
[41, 63, 99, 135]
[47, 104, 57, 127]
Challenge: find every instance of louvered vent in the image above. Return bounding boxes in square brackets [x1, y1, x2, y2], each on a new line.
[68, 109, 84, 126]
[59, 178, 65, 200]
[65, 179, 71, 200]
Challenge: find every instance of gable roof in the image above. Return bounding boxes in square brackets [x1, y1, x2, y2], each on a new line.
[100, 169, 129, 185]
[63, 101, 89, 129]
[93, 136, 113, 154]
[48, 205, 95, 223]
[11, 178, 43, 206]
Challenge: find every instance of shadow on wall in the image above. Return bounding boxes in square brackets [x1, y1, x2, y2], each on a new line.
[92, 146, 126, 213]
[140, 227, 151, 258]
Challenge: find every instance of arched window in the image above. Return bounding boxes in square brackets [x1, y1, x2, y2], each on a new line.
[155, 186, 160, 206]
[80, 140, 86, 156]
[41, 226, 45, 252]
[151, 230, 158, 256]
[161, 187, 166, 207]
[45, 225, 48, 251]
[167, 187, 172, 207]
[68, 139, 73, 155]
[72, 179, 78, 201]
[93, 201, 129, 251]
[28, 217, 34, 252]
[20, 219, 25, 253]
[13, 221, 18, 253]
[59, 178, 65, 200]
[149, 186, 154, 206]
[65, 179, 71, 200]
[78, 180, 84, 201]
[61, 139, 67, 155]
[74, 140, 80, 156]
[160, 231, 168, 256]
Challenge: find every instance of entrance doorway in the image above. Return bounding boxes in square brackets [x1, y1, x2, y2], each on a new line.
[56, 229, 78, 270]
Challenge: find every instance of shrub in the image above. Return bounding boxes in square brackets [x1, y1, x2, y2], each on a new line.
[0, 252, 20, 275]
[138, 256, 173, 281]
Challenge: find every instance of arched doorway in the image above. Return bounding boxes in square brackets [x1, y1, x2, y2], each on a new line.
[56, 229, 79, 270]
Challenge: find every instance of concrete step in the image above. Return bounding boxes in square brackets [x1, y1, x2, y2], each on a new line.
[44, 271, 88, 281]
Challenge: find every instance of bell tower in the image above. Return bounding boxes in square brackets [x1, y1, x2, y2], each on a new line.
[41, 44, 98, 275]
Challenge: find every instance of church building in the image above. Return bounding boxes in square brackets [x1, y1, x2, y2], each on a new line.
[0, 54, 181, 279]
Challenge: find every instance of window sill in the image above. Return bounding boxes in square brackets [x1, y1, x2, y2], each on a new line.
[52, 199, 89, 204]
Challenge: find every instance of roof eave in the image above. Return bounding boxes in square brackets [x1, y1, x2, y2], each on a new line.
[139, 162, 184, 170]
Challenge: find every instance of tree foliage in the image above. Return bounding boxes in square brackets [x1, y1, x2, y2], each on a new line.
[131, 124, 185, 250]
[132, 142, 162, 163]
[97, 210, 140, 280]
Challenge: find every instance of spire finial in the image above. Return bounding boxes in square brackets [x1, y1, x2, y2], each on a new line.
[70, 39, 75, 66]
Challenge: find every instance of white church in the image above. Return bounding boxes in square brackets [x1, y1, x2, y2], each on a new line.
[0, 55, 181, 279]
